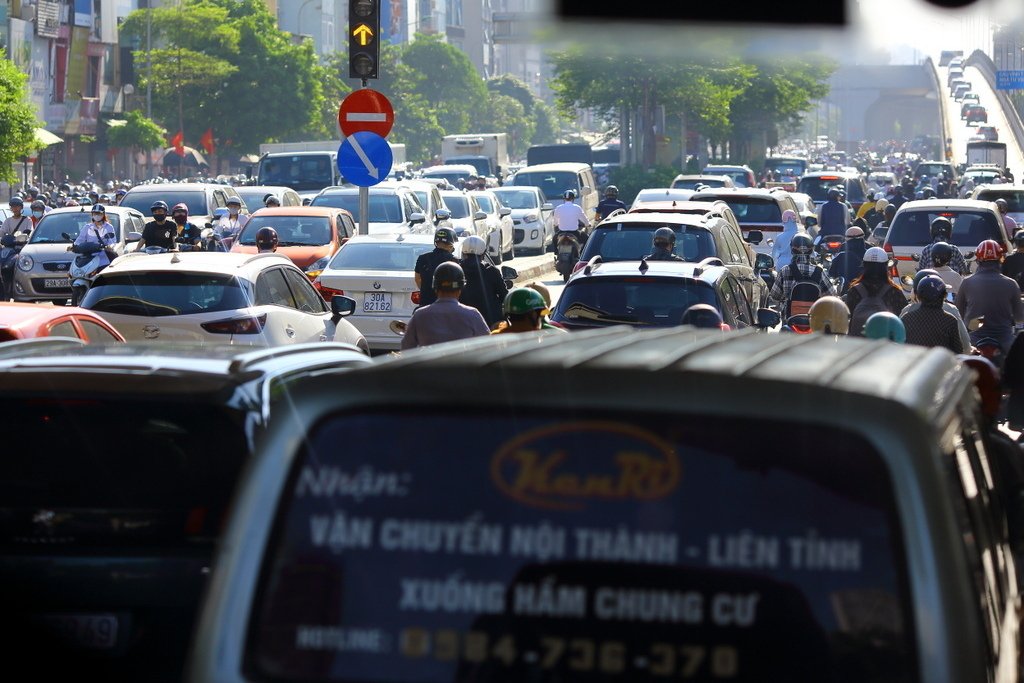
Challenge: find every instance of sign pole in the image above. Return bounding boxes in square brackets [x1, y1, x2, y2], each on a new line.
[359, 186, 369, 236]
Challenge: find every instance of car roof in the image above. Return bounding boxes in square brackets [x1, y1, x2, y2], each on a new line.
[422, 165, 477, 173]
[45, 205, 142, 216]
[573, 258, 726, 284]
[514, 162, 591, 172]
[248, 206, 351, 218]
[102, 251, 294, 276]
[0, 302, 104, 326]
[598, 211, 709, 228]
[234, 185, 295, 194]
[123, 183, 227, 192]
[493, 185, 542, 193]
[800, 170, 863, 179]
[629, 200, 726, 213]
[690, 187, 781, 199]
[894, 198, 999, 213]
[340, 233, 439, 245]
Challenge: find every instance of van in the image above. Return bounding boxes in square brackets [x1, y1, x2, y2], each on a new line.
[187, 328, 1024, 683]
[701, 164, 756, 188]
[511, 162, 599, 223]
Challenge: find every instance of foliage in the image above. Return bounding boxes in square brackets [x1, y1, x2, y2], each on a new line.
[530, 102, 560, 146]
[479, 94, 533, 158]
[0, 56, 42, 183]
[487, 75, 536, 113]
[401, 34, 486, 135]
[608, 165, 679, 205]
[106, 110, 165, 151]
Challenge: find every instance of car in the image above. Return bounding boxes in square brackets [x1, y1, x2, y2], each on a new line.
[0, 302, 125, 342]
[970, 184, 1024, 226]
[492, 185, 555, 255]
[796, 170, 871, 213]
[689, 187, 803, 253]
[310, 185, 430, 235]
[577, 211, 771, 307]
[551, 259, 777, 331]
[670, 174, 735, 190]
[0, 341, 371, 681]
[231, 185, 302, 212]
[960, 166, 1005, 192]
[627, 198, 747, 246]
[119, 182, 246, 228]
[386, 178, 455, 230]
[315, 233, 466, 352]
[867, 171, 897, 191]
[913, 159, 958, 184]
[440, 190, 492, 241]
[883, 198, 1009, 290]
[80, 251, 368, 352]
[185, 326, 1023, 683]
[510, 162, 600, 224]
[977, 125, 999, 141]
[762, 156, 808, 182]
[229, 206, 356, 280]
[629, 187, 696, 210]
[949, 77, 968, 94]
[13, 205, 147, 305]
[701, 164, 757, 187]
[954, 82, 971, 101]
[966, 104, 988, 124]
[947, 67, 965, 87]
[469, 189, 515, 263]
[419, 164, 480, 188]
[960, 93, 981, 118]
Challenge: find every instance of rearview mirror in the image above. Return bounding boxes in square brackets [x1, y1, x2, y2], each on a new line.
[756, 308, 781, 329]
[744, 230, 764, 245]
[499, 207, 511, 217]
[541, 203, 554, 211]
[804, 216, 818, 228]
[434, 209, 451, 221]
[473, 210, 487, 221]
[500, 265, 518, 281]
[331, 295, 357, 323]
[409, 212, 426, 224]
[126, 231, 142, 242]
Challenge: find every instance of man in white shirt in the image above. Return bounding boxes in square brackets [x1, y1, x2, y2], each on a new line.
[551, 190, 590, 250]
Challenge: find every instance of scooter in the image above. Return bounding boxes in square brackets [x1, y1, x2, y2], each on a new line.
[554, 231, 581, 282]
[66, 241, 105, 307]
[970, 316, 1007, 368]
[0, 232, 27, 301]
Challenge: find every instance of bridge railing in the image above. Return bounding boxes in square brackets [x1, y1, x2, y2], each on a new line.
[925, 56, 953, 162]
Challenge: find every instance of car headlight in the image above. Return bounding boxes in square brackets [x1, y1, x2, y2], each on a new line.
[17, 254, 33, 271]
[305, 256, 330, 278]
[524, 213, 538, 223]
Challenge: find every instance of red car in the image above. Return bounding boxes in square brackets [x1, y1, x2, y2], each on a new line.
[965, 105, 988, 125]
[0, 302, 125, 343]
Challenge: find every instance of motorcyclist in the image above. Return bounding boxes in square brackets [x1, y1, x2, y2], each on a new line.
[263, 193, 281, 208]
[929, 241, 963, 297]
[402, 262, 490, 349]
[957, 239, 1024, 354]
[492, 287, 564, 334]
[1002, 229, 1024, 289]
[170, 202, 203, 249]
[458, 234, 508, 327]
[918, 217, 969, 274]
[114, 188, 127, 205]
[218, 196, 249, 240]
[255, 227, 279, 253]
[996, 198, 1018, 240]
[647, 227, 684, 261]
[815, 187, 850, 236]
[595, 185, 626, 221]
[900, 274, 964, 353]
[414, 227, 458, 306]
[900, 267, 971, 351]
[828, 225, 868, 293]
[136, 200, 178, 251]
[768, 233, 836, 314]
[71, 203, 117, 270]
[0, 197, 30, 239]
[772, 210, 801, 270]
[808, 296, 850, 335]
[862, 312, 907, 343]
[552, 189, 590, 251]
[29, 199, 46, 228]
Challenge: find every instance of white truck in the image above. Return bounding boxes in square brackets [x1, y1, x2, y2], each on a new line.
[255, 140, 408, 199]
[441, 133, 509, 179]
[965, 140, 1007, 170]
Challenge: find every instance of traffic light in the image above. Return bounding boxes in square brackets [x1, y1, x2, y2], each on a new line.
[349, 0, 380, 80]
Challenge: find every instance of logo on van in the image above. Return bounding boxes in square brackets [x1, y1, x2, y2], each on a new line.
[490, 422, 680, 510]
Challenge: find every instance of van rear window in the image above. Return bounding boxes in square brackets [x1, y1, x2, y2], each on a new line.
[888, 210, 1003, 247]
[246, 412, 916, 682]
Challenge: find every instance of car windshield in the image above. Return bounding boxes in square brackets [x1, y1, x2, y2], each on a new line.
[121, 190, 208, 217]
[888, 210, 1004, 247]
[235, 189, 276, 212]
[633, 189, 695, 204]
[764, 159, 807, 176]
[30, 212, 122, 243]
[236, 216, 332, 247]
[312, 193, 405, 223]
[698, 197, 781, 223]
[672, 177, 728, 189]
[553, 276, 718, 327]
[81, 272, 252, 317]
[581, 224, 716, 262]
[512, 171, 579, 200]
[444, 195, 471, 219]
[423, 171, 473, 186]
[797, 177, 855, 202]
[327, 242, 432, 271]
[493, 189, 539, 210]
[258, 155, 334, 190]
[703, 168, 750, 187]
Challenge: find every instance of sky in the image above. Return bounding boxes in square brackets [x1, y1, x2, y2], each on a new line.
[854, 0, 1000, 63]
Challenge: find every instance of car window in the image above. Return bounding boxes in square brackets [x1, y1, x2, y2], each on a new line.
[255, 268, 298, 308]
[337, 214, 354, 239]
[711, 198, 781, 223]
[718, 276, 749, 326]
[581, 225, 715, 263]
[285, 191, 301, 206]
[83, 272, 251, 316]
[29, 212, 122, 243]
[238, 216, 333, 247]
[512, 171, 580, 200]
[444, 195, 471, 219]
[121, 190, 208, 217]
[719, 226, 746, 265]
[475, 195, 495, 213]
[48, 320, 79, 338]
[245, 413, 914, 682]
[493, 190, 540, 209]
[78, 319, 121, 342]
[976, 190, 1024, 211]
[312, 193, 404, 223]
[554, 277, 718, 327]
[283, 268, 327, 314]
[889, 210, 1003, 247]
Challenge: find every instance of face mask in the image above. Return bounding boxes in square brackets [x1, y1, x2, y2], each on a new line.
[32, 210, 42, 218]
[228, 206, 239, 215]
[91, 213, 103, 221]
[173, 214, 186, 225]
[153, 212, 166, 221]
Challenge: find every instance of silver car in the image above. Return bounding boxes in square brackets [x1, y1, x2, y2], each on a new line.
[469, 189, 515, 263]
[13, 206, 146, 305]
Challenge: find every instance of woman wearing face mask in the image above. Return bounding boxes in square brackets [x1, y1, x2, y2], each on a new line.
[170, 202, 203, 250]
[71, 203, 118, 270]
[29, 200, 46, 227]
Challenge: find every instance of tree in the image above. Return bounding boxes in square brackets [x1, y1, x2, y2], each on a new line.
[479, 94, 533, 158]
[106, 111, 165, 179]
[401, 34, 486, 135]
[531, 102, 560, 146]
[0, 56, 42, 184]
[487, 75, 536, 113]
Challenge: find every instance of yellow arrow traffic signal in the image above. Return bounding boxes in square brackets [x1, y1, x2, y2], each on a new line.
[353, 24, 374, 46]
[349, 0, 379, 79]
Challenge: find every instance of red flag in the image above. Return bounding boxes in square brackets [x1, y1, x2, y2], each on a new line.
[200, 128, 215, 156]
[170, 130, 184, 157]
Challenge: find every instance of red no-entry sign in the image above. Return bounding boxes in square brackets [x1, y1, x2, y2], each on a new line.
[338, 89, 394, 138]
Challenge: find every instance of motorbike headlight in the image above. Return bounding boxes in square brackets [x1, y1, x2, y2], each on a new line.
[16, 254, 33, 271]
[524, 213, 538, 223]
[902, 275, 914, 286]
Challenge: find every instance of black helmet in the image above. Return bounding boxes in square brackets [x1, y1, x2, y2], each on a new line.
[255, 227, 279, 252]
[1013, 229, 1024, 246]
[263, 193, 280, 206]
[791, 233, 814, 255]
[9, 197, 23, 207]
[151, 200, 169, 213]
[30, 199, 45, 210]
[563, 189, 577, 200]
[680, 304, 724, 329]
[653, 227, 676, 248]
[915, 274, 947, 305]
[604, 185, 618, 197]
[433, 261, 466, 291]
[827, 187, 841, 200]
[930, 216, 952, 241]
[931, 241, 954, 267]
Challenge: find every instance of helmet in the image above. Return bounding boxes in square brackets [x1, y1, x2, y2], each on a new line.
[433, 261, 466, 291]
[151, 200, 169, 213]
[808, 296, 850, 334]
[996, 198, 1009, 212]
[9, 197, 22, 207]
[930, 217, 952, 241]
[1013, 230, 1024, 246]
[875, 198, 889, 212]
[931, 241, 954, 267]
[226, 196, 242, 206]
[790, 233, 814, 255]
[680, 304, 724, 329]
[915, 274, 947, 305]
[171, 202, 188, 215]
[604, 185, 618, 197]
[90, 203, 105, 214]
[433, 227, 456, 245]
[827, 187, 841, 200]
[653, 227, 676, 248]
[845, 226, 865, 238]
[461, 234, 487, 255]
[563, 189, 577, 200]
[255, 227, 279, 252]
[115, 189, 127, 198]
[913, 268, 939, 292]
[976, 239, 1004, 262]
[863, 246, 888, 264]
[30, 199, 45, 210]
[781, 209, 797, 222]
[264, 193, 280, 206]
[504, 287, 548, 316]
[863, 312, 906, 343]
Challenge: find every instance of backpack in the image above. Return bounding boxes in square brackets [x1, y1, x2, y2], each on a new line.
[785, 264, 825, 317]
[849, 282, 891, 336]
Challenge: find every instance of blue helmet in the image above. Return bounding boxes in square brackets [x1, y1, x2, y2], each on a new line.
[915, 274, 948, 305]
[863, 312, 906, 343]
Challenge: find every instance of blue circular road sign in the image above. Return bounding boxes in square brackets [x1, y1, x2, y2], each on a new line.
[337, 131, 393, 187]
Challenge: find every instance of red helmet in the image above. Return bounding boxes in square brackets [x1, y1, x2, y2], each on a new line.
[975, 239, 1004, 262]
[172, 202, 188, 215]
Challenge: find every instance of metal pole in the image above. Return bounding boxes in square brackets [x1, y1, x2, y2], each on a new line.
[358, 186, 368, 235]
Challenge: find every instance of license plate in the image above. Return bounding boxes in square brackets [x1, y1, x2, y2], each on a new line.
[363, 292, 392, 313]
[36, 613, 119, 650]
[44, 278, 68, 289]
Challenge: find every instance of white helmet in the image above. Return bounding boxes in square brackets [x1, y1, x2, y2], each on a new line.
[863, 246, 888, 263]
[461, 234, 487, 255]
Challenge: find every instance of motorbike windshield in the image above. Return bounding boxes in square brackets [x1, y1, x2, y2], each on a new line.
[30, 212, 121, 243]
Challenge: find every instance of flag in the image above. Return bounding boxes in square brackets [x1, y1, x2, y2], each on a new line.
[200, 128, 215, 156]
[171, 130, 184, 157]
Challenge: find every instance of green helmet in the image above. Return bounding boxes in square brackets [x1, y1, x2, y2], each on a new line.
[504, 287, 548, 316]
[863, 312, 906, 343]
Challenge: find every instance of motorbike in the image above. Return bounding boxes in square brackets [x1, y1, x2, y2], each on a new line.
[554, 230, 581, 282]
[200, 224, 234, 252]
[815, 234, 845, 266]
[782, 314, 813, 334]
[970, 316, 1007, 368]
[0, 232, 27, 301]
[65, 239, 105, 307]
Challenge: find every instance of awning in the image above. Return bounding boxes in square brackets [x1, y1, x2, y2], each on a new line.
[105, 118, 127, 128]
[34, 127, 63, 146]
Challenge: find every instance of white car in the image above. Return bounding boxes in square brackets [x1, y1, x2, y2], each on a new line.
[440, 190, 491, 241]
[629, 187, 696, 211]
[316, 234, 463, 352]
[80, 251, 367, 351]
[492, 185, 554, 255]
[469, 189, 515, 263]
[310, 186, 430, 235]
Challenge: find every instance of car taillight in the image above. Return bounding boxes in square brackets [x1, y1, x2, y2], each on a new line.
[201, 313, 267, 335]
[411, 291, 421, 305]
[313, 277, 344, 301]
[572, 261, 587, 274]
[882, 241, 899, 277]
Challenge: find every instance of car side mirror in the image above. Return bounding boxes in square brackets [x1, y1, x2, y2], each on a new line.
[499, 207, 511, 217]
[434, 209, 450, 222]
[541, 203, 554, 211]
[409, 212, 426, 224]
[756, 308, 781, 329]
[501, 265, 518, 281]
[473, 210, 487, 221]
[126, 231, 142, 242]
[331, 294, 356, 323]
[15, 232, 27, 244]
[744, 229, 764, 245]
[805, 216, 818, 228]
[754, 253, 774, 271]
